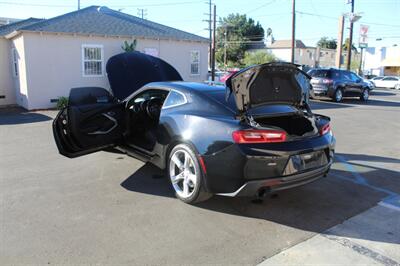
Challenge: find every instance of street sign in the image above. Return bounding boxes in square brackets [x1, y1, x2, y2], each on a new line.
[359, 24, 369, 48]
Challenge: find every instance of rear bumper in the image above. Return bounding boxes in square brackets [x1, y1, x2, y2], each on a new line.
[312, 84, 329, 94]
[217, 162, 331, 197]
[202, 133, 336, 195]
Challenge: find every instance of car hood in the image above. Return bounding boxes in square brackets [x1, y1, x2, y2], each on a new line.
[106, 51, 183, 100]
[225, 62, 311, 112]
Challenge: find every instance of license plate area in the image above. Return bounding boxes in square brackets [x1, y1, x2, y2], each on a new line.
[283, 150, 328, 175]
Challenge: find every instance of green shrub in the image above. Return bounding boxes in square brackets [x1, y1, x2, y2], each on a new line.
[56, 96, 68, 109]
[242, 51, 277, 67]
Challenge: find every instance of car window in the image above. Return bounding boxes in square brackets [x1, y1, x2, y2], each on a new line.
[128, 89, 169, 106]
[163, 90, 187, 108]
[349, 72, 360, 82]
[331, 70, 340, 78]
[373, 77, 383, 80]
[340, 71, 352, 80]
[383, 77, 397, 81]
[308, 69, 331, 78]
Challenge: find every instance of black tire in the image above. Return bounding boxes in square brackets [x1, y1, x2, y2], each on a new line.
[167, 144, 212, 204]
[360, 88, 369, 101]
[333, 88, 343, 102]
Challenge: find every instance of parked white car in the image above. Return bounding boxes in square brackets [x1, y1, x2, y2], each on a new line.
[371, 76, 400, 89]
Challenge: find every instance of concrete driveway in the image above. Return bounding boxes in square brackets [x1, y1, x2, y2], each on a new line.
[1, 89, 399, 265]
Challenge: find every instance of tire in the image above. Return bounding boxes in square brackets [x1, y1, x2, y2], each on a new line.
[360, 88, 369, 101]
[167, 144, 212, 204]
[333, 88, 343, 102]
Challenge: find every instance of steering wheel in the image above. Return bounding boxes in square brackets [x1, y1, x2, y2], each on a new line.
[145, 98, 163, 120]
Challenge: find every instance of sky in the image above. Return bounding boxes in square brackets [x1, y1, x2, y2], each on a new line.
[0, 0, 399, 48]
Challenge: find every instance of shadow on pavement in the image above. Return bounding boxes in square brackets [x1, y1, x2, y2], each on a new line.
[121, 163, 175, 198]
[0, 107, 53, 125]
[370, 90, 397, 96]
[121, 153, 399, 244]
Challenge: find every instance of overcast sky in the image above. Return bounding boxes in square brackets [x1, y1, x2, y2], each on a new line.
[1, 0, 399, 48]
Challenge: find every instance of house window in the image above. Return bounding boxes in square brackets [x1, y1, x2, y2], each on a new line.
[190, 50, 200, 75]
[82, 45, 103, 77]
[11, 48, 18, 77]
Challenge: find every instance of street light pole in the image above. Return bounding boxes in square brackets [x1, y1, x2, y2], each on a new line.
[346, 0, 355, 70]
[291, 0, 296, 63]
[211, 4, 216, 81]
[224, 31, 227, 69]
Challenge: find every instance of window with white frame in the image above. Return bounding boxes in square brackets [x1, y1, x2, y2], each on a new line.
[11, 48, 18, 77]
[82, 45, 103, 76]
[190, 50, 200, 75]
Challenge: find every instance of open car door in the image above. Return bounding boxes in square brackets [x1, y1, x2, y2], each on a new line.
[53, 87, 125, 158]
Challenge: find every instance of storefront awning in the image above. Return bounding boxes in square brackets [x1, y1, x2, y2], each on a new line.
[381, 57, 400, 67]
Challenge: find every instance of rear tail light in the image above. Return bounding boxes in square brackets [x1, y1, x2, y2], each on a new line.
[322, 78, 333, 84]
[320, 123, 331, 135]
[232, 130, 287, 143]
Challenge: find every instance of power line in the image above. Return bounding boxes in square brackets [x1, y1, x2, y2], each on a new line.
[296, 10, 400, 28]
[245, 0, 276, 14]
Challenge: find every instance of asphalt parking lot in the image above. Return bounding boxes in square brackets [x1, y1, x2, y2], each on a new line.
[1, 88, 399, 265]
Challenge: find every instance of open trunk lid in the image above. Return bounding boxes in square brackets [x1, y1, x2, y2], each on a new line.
[225, 62, 311, 113]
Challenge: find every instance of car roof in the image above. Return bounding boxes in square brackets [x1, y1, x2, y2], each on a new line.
[144, 81, 226, 94]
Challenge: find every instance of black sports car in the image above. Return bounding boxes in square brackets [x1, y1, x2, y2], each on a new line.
[53, 52, 335, 204]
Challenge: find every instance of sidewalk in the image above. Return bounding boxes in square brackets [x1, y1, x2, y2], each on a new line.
[259, 200, 400, 266]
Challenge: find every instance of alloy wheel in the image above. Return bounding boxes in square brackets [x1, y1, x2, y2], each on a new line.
[335, 89, 343, 102]
[362, 89, 369, 100]
[169, 149, 197, 199]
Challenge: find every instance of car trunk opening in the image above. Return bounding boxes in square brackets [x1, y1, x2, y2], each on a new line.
[225, 62, 311, 113]
[253, 113, 317, 138]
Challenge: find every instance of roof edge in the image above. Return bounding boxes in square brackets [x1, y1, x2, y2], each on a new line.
[5, 29, 209, 43]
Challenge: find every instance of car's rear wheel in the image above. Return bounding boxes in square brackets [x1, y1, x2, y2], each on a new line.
[333, 88, 343, 102]
[360, 88, 369, 101]
[168, 144, 212, 204]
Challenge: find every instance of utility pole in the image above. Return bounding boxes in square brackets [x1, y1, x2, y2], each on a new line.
[78, 0, 80, 10]
[291, 0, 296, 63]
[346, 0, 355, 70]
[224, 31, 227, 69]
[335, 15, 344, 68]
[208, 0, 212, 70]
[137, 8, 147, 19]
[358, 47, 364, 74]
[211, 4, 216, 81]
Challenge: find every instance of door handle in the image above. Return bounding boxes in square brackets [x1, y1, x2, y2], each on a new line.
[88, 113, 118, 135]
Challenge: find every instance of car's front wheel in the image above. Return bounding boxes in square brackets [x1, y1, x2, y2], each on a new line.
[333, 88, 343, 102]
[167, 144, 212, 204]
[360, 88, 369, 101]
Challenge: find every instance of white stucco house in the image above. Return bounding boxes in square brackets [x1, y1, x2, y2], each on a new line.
[364, 46, 400, 76]
[0, 6, 209, 110]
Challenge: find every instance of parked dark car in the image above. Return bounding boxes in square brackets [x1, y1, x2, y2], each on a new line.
[308, 68, 371, 102]
[53, 52, 335, 204]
